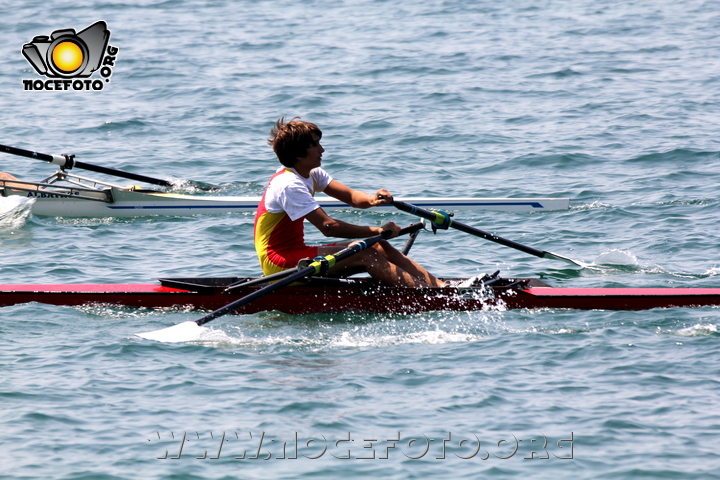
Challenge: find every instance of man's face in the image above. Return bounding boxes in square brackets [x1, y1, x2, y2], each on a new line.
[295, 133, 324, 170]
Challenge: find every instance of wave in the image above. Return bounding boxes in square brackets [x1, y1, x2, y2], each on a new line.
[0, 196, 34, 229]
[627, 148, 720, 165]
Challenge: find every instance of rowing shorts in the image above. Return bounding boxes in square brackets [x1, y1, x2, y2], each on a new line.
[264, 246, 318, 274]
[262, 243, 339, 275]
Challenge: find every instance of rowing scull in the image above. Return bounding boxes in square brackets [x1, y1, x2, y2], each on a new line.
[2, 275, 719, 312]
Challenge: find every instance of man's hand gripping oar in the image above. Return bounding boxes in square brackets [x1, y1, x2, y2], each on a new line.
[136, 222, 425, 343]
[391, 199, 589, 267]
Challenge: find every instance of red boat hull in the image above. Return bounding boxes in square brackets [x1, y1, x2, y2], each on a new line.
[503, 287, 720, 311]
[1, 277, 720, 313]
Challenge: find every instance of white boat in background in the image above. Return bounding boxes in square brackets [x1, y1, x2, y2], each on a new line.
[0, 170, 569, 217]
[0, 143, 570, 218]
[2, 170, 571, 218]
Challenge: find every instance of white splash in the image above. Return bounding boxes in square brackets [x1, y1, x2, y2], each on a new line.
[327, 328, 483, 348]
[676, 323, 718, 337]
[704, 266, 720, 277]
[594, 249, 639, 266]
[572, 200, 612, 211]
[0, 196, 34, 228]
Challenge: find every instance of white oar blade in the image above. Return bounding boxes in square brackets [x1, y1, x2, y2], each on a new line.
[544, 251, 597, 269]
[135, 321, 203, 343]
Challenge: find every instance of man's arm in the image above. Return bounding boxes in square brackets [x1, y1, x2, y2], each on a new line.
[323, 180, 392, 209]
[305, 207, 400, 239]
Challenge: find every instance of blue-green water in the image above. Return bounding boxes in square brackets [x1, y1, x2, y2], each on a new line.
[2, 0, 720, 478]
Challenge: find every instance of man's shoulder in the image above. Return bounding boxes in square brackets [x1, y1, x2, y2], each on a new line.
[268, 168, 299, 186]
[310, 167, 333, 187]
[266, 169, 312, 197]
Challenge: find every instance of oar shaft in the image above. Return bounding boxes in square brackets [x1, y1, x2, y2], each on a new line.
[392, 200, 547, 259]
[72, 160, 173, 187]
[224, 269, 300, 292]
[1, 143, 173, 187]
[197, 265, 315, 326]
[442, 215, 547, 258]
[1, 143, 67, 165]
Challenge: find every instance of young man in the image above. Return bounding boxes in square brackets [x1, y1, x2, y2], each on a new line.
[254, 117, 445, 288]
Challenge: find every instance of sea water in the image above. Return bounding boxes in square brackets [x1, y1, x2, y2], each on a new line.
[1, 0, 719, 478]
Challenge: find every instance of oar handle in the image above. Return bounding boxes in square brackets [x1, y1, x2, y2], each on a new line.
[392, 200, 548, 259]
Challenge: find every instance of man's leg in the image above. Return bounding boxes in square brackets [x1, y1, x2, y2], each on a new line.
[318, 242, 445, 287]
[372, 240, 445, 287]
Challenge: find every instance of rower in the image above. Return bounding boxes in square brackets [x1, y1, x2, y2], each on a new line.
[254, 117, 445, 288]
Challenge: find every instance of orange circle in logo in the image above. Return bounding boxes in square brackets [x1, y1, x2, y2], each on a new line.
[51, 41, 84, 73]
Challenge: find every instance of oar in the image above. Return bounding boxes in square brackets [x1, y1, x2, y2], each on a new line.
[391, 199, 587, 267]
[0, 143, 217, 191]
[136, 223, 423, 343]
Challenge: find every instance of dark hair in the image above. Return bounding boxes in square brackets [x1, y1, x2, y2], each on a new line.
[268, 117, 322, 167]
